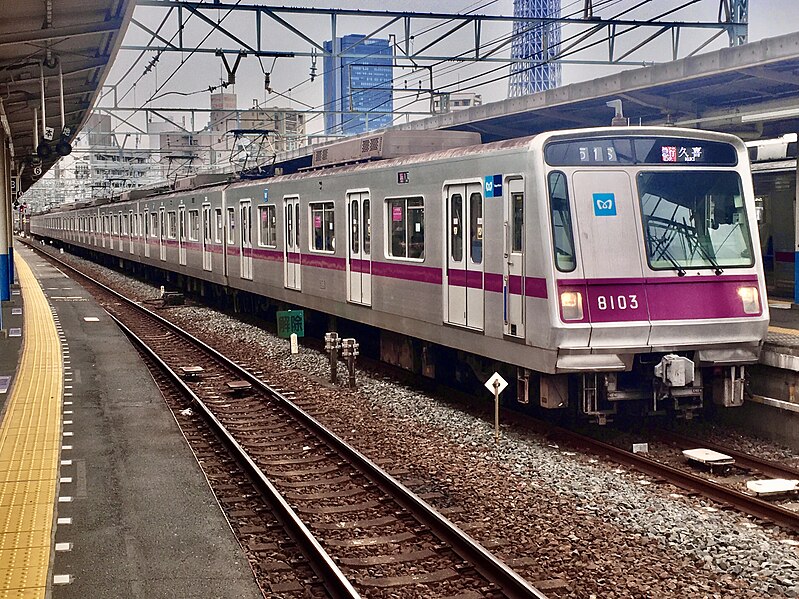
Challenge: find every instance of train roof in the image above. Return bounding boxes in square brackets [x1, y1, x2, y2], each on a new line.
[33, 126, 746, 215]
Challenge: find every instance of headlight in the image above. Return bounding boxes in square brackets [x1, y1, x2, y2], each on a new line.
[737, 286, 760, 314]
[560, 291, 584, 321]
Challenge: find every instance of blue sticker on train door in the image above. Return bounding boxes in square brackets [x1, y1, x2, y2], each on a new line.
[593, 193, 617, 216]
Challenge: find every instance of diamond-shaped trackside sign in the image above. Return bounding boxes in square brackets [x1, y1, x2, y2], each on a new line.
[484, 372, 508, 395]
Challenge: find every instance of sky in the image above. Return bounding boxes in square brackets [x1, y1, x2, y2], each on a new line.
[94, 0, 799, 142]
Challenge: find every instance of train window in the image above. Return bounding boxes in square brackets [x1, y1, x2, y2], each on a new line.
[214, 208, 222, 243]
[350, 200, 359, 254]
[150, 212, 158, 237]
[363, 200, 371, 255]
[638, 171, 754, 270]
[310, 202, 335, 252]
[512, 192, 524, 253]
[388, 197, 424, 260]
[548, 172, 577, 272]
[258, 205, 277, 247]
[226, 207, 235, 244]
[295, 203, 300, 248]
[167, 211, 177, 239]
[450, 194, 463, 262]
[188, 210, 200, 241]
[203, 207, 212, 243]
[113, 214, 120, 235]
[469, 192, 483, 264]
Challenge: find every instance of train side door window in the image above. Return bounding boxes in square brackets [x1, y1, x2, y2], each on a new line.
[469, 191, 483, 264]
[150, 212, 158, 237]
[258, 205, 277, 247]
[202, 204, 212, 271]
[226, 207, 235, 244]
[310, 202, 335, 252]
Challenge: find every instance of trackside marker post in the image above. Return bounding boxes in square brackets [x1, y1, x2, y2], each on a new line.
[484, 372, 508, 444]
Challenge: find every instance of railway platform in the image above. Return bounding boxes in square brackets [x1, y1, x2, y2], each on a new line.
[0, 243, 261, 599]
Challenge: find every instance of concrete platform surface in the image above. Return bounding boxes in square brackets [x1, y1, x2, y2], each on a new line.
[13, 244, 263, 599]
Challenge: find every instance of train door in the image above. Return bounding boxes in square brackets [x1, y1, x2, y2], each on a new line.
[240, 200, 253, 280]
[178, 205, 187, 266]
[129, 209, 135, 254]
[571, 170, 649, 346]
[159, 207, 166, 261]
[347, 191, 371, 306]
[144, 209, 150, 258]
[202, 204, 212, 271]
[503, 178, 525, 338]
[445, 183, 484, 330]
[284, 196, 301, 290]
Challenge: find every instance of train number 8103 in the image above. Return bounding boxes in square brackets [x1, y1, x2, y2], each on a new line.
[596, 294, 639, 311]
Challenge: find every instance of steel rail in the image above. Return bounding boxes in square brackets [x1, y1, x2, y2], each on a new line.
[28, 242, 548, 599]
[108, 314, 361, 599]
[543, 426, 799, 533]
[654, 429, 799, 480]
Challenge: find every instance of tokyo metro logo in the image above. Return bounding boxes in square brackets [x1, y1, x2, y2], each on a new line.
[592, 193, 617, 216]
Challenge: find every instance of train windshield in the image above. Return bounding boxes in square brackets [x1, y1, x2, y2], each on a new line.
[637, 171, 754, 271]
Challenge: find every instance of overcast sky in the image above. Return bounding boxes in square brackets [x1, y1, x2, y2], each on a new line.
[97, 0, 799, 140]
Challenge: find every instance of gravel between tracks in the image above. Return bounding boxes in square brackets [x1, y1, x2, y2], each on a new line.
[44, 246, 799, 599]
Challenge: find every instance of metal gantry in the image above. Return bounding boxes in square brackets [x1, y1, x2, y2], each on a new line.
[124, 1, 749, 65]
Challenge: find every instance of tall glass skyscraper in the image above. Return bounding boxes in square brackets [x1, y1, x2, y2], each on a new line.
[324, 35, 394, 135]
[508, 0, 562, 97]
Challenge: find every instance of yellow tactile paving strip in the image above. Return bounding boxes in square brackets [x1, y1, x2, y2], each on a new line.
[0, 253, 62, 598]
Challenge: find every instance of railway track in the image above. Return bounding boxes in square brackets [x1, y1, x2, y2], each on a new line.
[539, 423, 799, 534]
[28, 243, 547, 598]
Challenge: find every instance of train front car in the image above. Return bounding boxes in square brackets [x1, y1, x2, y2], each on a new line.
[539, 128, 768, 422]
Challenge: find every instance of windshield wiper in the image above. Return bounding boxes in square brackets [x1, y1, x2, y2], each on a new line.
[693, 242, 724, 276]
[652, 237, 686, 276]
[659, 245, 687, 277]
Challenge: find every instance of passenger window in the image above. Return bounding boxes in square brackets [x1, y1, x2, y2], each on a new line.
[214, 208, 222, 243]
[310, 202, 335, 252]
[187, 210, 199, 241]
[167, 211, 177, 239]
[548, 171, 577, 272]
[257, 205, 277, 247]
[387, 196, 424, 260]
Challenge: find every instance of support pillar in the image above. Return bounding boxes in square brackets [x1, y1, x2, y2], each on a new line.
[0, 134, 9, 303]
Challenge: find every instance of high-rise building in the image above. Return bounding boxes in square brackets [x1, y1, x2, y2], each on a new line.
[508, 0, 562, 97]
[323, 35, 393, 135]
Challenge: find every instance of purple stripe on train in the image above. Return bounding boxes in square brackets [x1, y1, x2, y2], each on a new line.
[371, 261, 442, 285]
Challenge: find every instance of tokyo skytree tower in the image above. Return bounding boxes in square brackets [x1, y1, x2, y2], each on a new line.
[508, 0, 562, 97]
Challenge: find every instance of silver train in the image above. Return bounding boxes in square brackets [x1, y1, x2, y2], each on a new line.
[30, 126, 769, 422]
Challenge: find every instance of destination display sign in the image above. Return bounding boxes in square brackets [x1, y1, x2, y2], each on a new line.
[545, 137, 738, 167]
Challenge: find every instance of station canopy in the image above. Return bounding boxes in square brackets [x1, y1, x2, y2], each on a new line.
[391, 31, 799, 143]
[0, 0, 133, 192]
